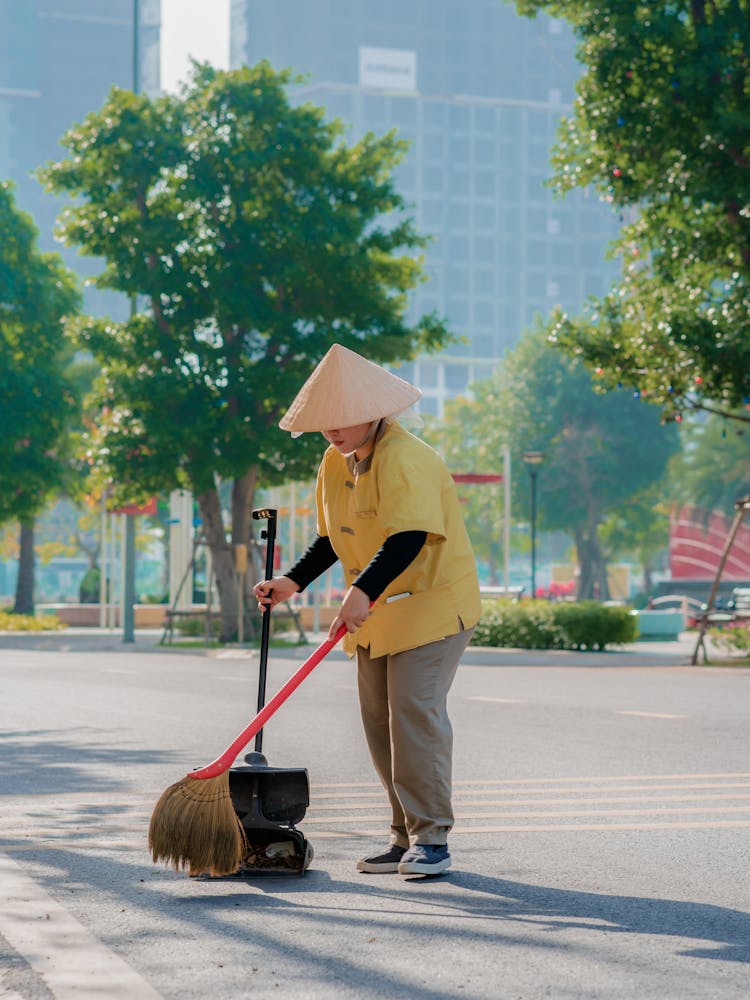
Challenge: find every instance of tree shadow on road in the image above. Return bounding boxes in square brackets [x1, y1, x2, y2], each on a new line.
[0, 728, 181, 795]
[7, 846, 750, 1000]
[212, 859, 750, 964]
[431, 869, 750, 963]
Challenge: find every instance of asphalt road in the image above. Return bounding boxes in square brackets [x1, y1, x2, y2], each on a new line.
[1, 630, 749, 999]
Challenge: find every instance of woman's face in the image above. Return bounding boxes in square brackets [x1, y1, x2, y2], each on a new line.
[321, 422, 374, 457]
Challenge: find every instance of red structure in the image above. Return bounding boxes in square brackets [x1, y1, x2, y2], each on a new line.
[451, 473, 503, 484]
[670, 504, 750, 580]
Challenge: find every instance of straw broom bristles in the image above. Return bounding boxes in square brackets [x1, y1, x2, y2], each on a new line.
[148, 628, 348, 878]
[148, 772, 248, 877]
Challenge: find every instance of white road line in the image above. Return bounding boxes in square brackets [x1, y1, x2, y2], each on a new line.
[465, 696, 526, 703]
[306, 791, 750, 812]
[310, 771, 750, 792]
[0, 853, 163, 999]
[616, 710, 689, 719]
[312, 819, 750, 838]
[303, 804, 750, 825]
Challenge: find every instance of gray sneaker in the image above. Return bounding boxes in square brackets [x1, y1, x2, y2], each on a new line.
[356, 844, 407, 873]
[397, 844, 451, 875]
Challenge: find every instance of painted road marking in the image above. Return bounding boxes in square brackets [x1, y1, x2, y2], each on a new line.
[0, 853, 163, 999]
[1, 773, 748, 856]
[616, 710, 689, 719]
[465, 696, 526, 703]
[303, 804, 750, 824]
[307, 790, 750, 810]
[303, 772, 750, 837]
[312, 819, 750, 837]
[312, 772, 750, 788]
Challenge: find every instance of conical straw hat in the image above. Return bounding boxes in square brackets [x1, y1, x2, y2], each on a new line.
[279, 344, 421, 434]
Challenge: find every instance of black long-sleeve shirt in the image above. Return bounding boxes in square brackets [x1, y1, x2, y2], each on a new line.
[286, 531, 427, 602]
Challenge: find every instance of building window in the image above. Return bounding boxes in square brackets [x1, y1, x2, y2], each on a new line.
[419, 396, 439, 416]
[445, 366, 468, 392]
[447, 299, 469, 325]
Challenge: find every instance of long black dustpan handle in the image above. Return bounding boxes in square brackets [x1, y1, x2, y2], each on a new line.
[252, 507, 277, 754]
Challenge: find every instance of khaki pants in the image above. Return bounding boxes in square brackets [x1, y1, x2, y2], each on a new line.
[356, 625, 474, 847]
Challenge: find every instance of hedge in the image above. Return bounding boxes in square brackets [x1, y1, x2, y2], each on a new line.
[471, 599, 638, 651]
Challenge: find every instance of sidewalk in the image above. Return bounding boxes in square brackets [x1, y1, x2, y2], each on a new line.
[0, 625, 730, 666]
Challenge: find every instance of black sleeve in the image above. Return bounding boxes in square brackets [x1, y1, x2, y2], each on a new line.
[353, 530, 427, 602]
[285, 534, 338, 592]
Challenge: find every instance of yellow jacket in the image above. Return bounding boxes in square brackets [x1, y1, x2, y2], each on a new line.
[315, 421, 481, 657]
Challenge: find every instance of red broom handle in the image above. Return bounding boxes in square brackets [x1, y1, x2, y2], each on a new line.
[188, 623, 347, 780]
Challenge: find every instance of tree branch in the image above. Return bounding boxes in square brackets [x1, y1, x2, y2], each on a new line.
[690, 400, 750, 424]
[690, 0, 706, 26]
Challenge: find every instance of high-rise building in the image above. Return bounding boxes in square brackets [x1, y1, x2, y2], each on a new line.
[0, 0, 160, 313]
[231, 0, 620, 413]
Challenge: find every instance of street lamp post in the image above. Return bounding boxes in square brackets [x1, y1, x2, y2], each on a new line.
[523, 451, 545, 598]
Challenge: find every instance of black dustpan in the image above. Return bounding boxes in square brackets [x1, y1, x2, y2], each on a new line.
[228, 508, 313, 875]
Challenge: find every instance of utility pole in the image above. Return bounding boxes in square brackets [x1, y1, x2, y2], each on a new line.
[122, 0, 140, 643]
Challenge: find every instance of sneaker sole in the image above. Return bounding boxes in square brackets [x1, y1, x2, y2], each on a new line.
[397, 857, 451, 875]
[356, 861, 401, 873]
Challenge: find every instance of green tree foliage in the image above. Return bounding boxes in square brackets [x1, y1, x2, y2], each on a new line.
[422, 396, 508, 584]
[466, 327, 679, 598]
[0, 182, 80, 613]
[39, 62, 450, 637]
[599, 484, 672, 595]
[666, 415, 750, 514]
[514, 0, 750, 423]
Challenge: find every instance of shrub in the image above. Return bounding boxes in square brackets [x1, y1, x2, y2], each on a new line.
[552, 601, 637, 650]
[472, 599, 564, 650]
[708, 623, 750, 656]
[0, 611, 66, 632]
[472, 599, 637, 651]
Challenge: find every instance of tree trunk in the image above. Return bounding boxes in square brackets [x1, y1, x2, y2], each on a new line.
[13, 519, 35, 615]
[232, 467, 259, 610]
[574, 526, 610, 602]
[641, 557, 654, 595]
[196, 486, 239, 642]
[196, 469, 259, 642]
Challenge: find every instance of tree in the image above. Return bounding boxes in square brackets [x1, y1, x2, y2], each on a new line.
[0, 182, 80, 614]
[515, 0, 750, 424]
[599, 484, 672, 596]
[40, 62, 450, 638]
[422, 399, 509, 585]
[467, 326, 679, 598]
[665, 415, 750, 513]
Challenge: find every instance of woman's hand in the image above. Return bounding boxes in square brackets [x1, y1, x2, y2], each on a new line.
[329, 585, 371, 640]
[253, 575, 300, 613]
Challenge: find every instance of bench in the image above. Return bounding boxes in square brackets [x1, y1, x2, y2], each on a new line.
[697, 588, 750, 629]
[160, 602, 307, 645]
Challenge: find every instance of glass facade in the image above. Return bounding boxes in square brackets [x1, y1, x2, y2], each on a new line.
[0, 0, 160, 315]
[231, 0, 620, 413]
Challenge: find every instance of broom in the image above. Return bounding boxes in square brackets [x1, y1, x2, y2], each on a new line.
[149, 623, 347, 877]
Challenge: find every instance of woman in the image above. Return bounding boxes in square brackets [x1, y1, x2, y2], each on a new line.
[254, 343, 481, 876]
